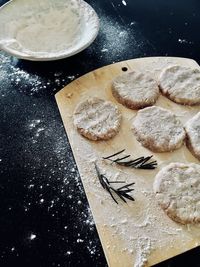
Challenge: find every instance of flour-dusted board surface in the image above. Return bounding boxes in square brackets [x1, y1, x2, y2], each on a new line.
[55, 57, 200, 267]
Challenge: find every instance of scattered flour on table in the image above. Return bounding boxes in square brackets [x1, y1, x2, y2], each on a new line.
[94, 13, 146, 62]
[0, 54, 11, 97]
[99, 16, 131, 58]
[0, 53, 78, 96]
[25, 117, 97, 256]
[8, 67, 77, 95]
[178, 38, 193, 44]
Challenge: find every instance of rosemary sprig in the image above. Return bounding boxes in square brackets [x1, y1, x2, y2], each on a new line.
[103, 149, 157, 169]
[95, 164, 135, 204]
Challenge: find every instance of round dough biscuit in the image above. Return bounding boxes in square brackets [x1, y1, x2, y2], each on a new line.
[159, 65, 200, 105]
[153, 162, 200, 224]
[112, 71, 159, 109]
[73, 97, 121, 141]
[185, 112, 200, 160]
[132, 106, 185, 152]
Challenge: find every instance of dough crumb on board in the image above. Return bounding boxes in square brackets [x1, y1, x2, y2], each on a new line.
[154, 162, 200, 224]
[112, 71, 159, 109]
[185, 111, 200, 160]
[132, 106, 186, 152]
[159, 65, 200, 105]
[73, 97, 121, 141]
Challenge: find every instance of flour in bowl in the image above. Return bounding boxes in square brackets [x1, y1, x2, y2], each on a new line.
[0, 0, 100, 60]
[2, 6, 82, 55]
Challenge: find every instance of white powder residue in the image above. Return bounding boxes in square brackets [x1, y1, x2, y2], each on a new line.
[122, 0, 127, 6]
[160, 227, 182, 235]
[9, 66, 44, 92]
[130, 21, 137, 26]
[137, 215, 152, 228]
[95, 14, 147, 63]
[178, 38, 193, 44]
[1, 5, 82, 55]
[0, 69, 9, 97]
[29, 119, 41, 129]
[101, 48, 108, 53]
[66, 75, 76, 80]
[92, 13, 154, 64]
[99, 16, 129, 56]
[23, 115, 99, 257]
[0, 54, 13, 97]
[134, 237, 152, 267]
[0, 52, 78, 96]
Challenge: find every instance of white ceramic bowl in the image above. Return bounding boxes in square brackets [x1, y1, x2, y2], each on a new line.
[0, 0, 99, 61]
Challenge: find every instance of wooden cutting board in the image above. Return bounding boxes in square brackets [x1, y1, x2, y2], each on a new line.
[55, 57, 200, 267]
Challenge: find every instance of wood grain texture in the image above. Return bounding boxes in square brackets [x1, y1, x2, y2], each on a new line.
[55, 57, 200, 267]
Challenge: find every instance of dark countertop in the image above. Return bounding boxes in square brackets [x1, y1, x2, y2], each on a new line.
[1, 0, 200, 266]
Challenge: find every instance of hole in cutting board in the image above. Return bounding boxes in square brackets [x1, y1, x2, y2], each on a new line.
[122, 67, 128, 72]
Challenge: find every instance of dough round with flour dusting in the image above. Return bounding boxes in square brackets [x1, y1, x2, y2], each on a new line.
[185, 112, 200, 160]
[112, 71, 159, 109]
[154, 163, 200, 224]
[73, 97, 121, 141]
[132, 106, 185, 152]
[159, 65, 200, 105]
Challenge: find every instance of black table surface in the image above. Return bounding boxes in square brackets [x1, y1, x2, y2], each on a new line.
[1, 0, 200, 266]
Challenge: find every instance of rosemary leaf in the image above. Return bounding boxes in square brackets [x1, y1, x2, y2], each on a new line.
[114, 155, 131, 162]
[103, 149, 125, 159]
[118, 157, 145, 166]
[105, 184, 118, 204]
[112, 188, 127, 203]
[95, 163, 135, 204]
[108, 181, 126, 184]
[140, 166, 156, 170]
[118, 188, 134, 194]
[119, 192, 135, 201]
[103, 149, 158, 170]
[117, 182, 135, 190]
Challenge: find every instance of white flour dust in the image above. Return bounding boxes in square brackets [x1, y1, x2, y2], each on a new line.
[22, 116, 98, 257]
[1, 5, 82, 55]
[178, 38, 193, 44]
[0, 54, 12, 97]
[95, 14, 147, 63]
[0, 53, 77, 96]
[99, 15, 131, 60]
[134, 237, 152, 267]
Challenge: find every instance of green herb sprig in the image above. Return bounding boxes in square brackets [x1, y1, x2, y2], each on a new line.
[103, 149, 157, 170]
[95, 163, 135, 204]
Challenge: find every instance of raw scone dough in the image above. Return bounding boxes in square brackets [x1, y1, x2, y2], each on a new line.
[159, 65, 200, 105]
[185, 111, 200, 160]
[153, 162, 200, 224]
[112, 71, 159, 109]
[73, 97, 121, 141]
[132, 106, 185, 152]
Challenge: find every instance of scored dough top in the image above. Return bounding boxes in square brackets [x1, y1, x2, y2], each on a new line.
[112, 71, 159, 109]
[153, 162, 200, 224]
[73, 97, 121, 141]
[185, 111, 200, 160]
[132, 106, 185, 152]
[159, 65, 200, 105]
